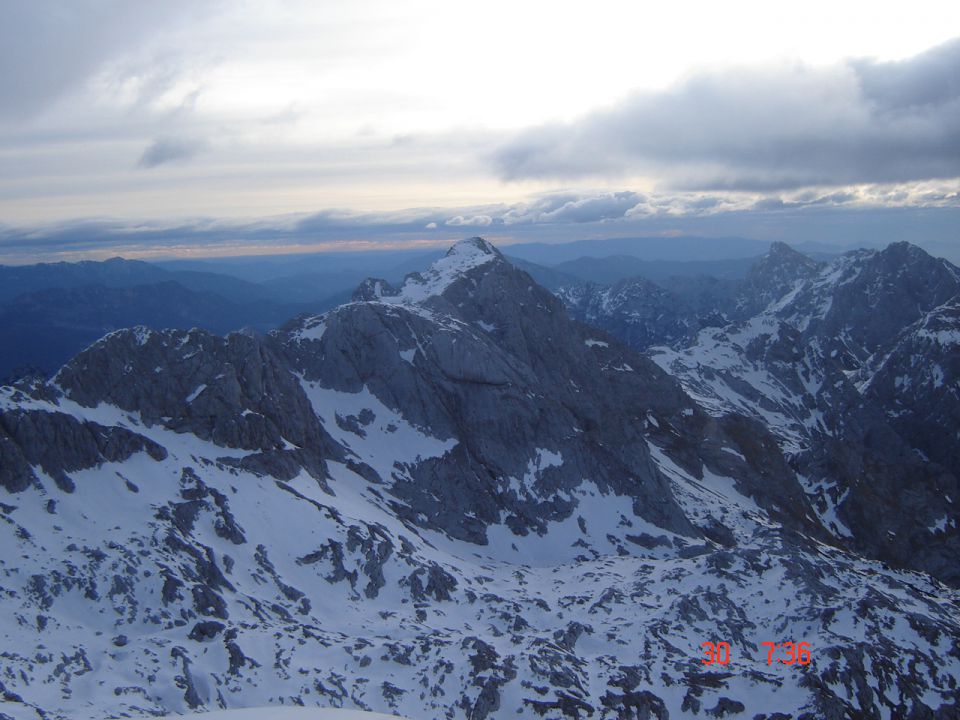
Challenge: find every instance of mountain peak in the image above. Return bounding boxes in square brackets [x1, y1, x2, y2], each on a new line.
[763, 241, 816, 264]
[355, 237, 504, 305]
[750, 241, 821, 277]
[877, 240, 931, 264]
[446, 236, 502, 260]
[767, 240, 797, 256]
[736, 242, 822, 316]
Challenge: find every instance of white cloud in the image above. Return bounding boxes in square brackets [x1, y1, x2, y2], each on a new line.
[494, 40, 960, 191]
[537, 191, 643, 223]
[445, 215, 493, 227]
[0, 1, 203, 122]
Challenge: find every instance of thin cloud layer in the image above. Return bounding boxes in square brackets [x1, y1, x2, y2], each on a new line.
[2, 184, 956, 263]
[493, 39, 960, 191]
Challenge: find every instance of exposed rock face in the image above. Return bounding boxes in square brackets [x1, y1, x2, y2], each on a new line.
[0, 407, 167, 492]
[0, 237, 958, 720]
[813, 242, 959, 364]
[862, 296, 960, 470]
[557, 273, 745, 352]
[284, 238, 720, 543]
[559, 277, 695, 350]
[734, 240, 824, 318]
[54, 326, 344, 483]
[645, 241, 960, 586]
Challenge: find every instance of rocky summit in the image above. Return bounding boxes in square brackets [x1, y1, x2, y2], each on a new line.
[1, 238, 958, 719]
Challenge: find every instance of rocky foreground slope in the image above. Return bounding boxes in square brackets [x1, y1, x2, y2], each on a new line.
[1, 238, 958, 719]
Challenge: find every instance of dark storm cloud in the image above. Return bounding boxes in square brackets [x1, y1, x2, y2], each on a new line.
[493, 39, 960, 191]
[292, 208, 455, 235]
[0, 1, 199, 122]
[851, 39, 960, 110]
[138, 136, 207, 168]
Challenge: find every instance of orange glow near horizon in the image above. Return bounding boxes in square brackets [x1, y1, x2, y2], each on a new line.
[0, 233, 528, 265]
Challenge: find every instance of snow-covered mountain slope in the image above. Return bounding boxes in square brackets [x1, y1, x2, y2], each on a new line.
[649, 242, 960, 587]
[861, 296, 960, 471]
[156, 709, 409, 720]
[1, 238, 959, 720]
[363, 236, 499, 304]
[2, 391, 958, 720]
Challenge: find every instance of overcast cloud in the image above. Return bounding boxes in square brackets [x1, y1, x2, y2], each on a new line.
[493, 39, 960, 191]
[0, 1, 204, 122]
[0, 3, 958, 261]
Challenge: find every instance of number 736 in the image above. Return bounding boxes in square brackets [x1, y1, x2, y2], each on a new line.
[762, 641, 811, 665]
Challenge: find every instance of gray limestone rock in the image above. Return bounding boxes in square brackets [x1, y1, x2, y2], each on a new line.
[283, 239, 711, 542]
[0, 408, 167, 493]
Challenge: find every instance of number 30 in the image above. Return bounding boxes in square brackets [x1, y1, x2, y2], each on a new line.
[701, 641, 731, 665]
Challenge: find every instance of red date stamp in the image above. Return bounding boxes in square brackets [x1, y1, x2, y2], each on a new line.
[700, 641, 811, 666]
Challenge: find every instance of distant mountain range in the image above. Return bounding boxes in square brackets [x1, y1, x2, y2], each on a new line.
[0, 257, 270, 305]
[0, 259, 351, 381]
[0, 239, 774, 381]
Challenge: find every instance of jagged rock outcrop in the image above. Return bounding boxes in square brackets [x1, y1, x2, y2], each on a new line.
[557, 273, 744, 351]
[54, 326, 344, 483]
[734, 240, 824, 318]
[862, 296, 960, 470]
[649, 241, 960, 586]
[0, 407, 167, 492]
[559, 277, 695, 350]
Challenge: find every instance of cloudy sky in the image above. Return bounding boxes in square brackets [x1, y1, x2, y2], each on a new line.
[1, 0, 958, 262]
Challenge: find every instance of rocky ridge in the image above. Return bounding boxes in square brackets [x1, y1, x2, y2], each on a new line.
[642, 242, 960, 586]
